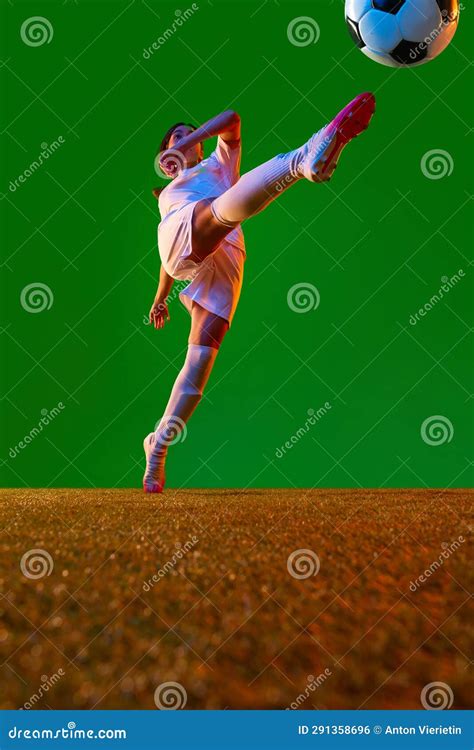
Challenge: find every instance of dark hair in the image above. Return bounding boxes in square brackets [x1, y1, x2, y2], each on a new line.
[153, 122, 198, 200]
[159, 121, 196, 154]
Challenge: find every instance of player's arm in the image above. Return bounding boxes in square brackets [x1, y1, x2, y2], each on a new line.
[149, 265, 173, 330]
[176, 110, 241, 150]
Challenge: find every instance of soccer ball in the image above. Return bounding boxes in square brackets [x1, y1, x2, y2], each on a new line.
[345, 0, 460, 67]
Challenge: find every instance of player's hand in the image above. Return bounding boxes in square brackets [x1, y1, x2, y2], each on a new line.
[149, 298, 170, 330]
[158, 148, 184, 178]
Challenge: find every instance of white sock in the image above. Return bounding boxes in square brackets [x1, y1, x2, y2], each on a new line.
[144, 344, 218, 488]
[155, 343, 218, 447]
[210, 139, 316, 226]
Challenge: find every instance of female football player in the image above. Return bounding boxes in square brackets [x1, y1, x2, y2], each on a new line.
[143, 92, 375, 492]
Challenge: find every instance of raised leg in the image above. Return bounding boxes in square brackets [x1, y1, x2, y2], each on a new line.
[190, 92, 376, 263]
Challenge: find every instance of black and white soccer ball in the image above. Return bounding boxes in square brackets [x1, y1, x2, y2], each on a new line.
[345, 0, 460, 67]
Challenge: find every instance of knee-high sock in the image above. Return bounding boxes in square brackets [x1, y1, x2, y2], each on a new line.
[154, 343, 218, 450]
[144, 344, 218, 489]
[210, 139, 314, 227]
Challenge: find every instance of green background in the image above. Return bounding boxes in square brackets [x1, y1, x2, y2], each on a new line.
[1, 0, 472, 489]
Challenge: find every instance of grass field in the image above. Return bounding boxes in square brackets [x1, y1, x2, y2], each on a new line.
[0, 488, 472, 710]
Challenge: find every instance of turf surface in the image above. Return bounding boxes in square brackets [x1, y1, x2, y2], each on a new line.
[0, 488, 472, 710]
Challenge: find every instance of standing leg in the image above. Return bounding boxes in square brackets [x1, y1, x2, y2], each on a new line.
[143, 304, 228, 493]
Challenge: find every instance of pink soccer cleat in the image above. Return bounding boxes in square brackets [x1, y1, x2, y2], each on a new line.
[300, 92, 376, 183]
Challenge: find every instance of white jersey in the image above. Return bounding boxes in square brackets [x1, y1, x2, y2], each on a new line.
[160, 138, 240, 219]
[157, 137, 245, 324]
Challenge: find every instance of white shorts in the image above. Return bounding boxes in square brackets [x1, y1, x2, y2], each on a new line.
[158, 202, 245, 325]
